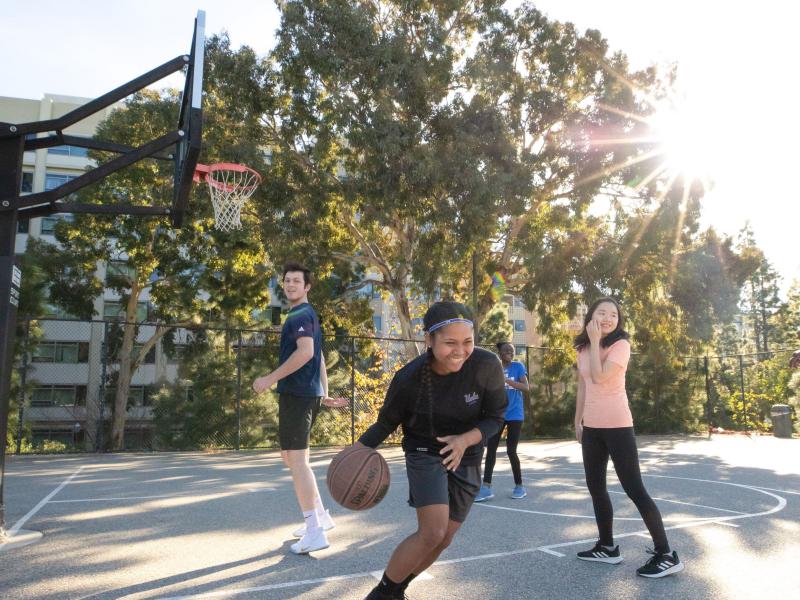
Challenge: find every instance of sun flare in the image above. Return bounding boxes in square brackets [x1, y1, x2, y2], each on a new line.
[649, 101, 718, 186]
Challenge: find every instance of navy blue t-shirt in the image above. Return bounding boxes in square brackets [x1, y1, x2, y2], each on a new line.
[277, 303, 324, 397]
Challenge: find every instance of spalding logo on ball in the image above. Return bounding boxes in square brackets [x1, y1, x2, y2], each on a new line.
[326, 445, 390, 510]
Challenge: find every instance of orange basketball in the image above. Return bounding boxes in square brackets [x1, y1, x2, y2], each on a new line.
[326, 445, 390, 510]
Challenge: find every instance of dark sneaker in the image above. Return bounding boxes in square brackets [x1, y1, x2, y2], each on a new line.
[364, 585, 405, 600]
[577, 541, 623, 564]
[636, 549, 685, 578]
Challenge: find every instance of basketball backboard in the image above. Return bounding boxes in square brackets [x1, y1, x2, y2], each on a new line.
[1, 10, 205, 226]
[172, 10, 205, 227]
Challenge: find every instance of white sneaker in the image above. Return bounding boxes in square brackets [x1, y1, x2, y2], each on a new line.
[290, 527, 329, 554]
[292, 509, 335, 538]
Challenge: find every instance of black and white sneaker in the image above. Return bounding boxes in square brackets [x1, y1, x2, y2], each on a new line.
[576, 541, 623, 564]
[636, 549, 684, 578]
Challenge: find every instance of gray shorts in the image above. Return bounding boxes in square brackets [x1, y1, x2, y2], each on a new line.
[278, 393, 321, 450]
[405, 451, 481, 523]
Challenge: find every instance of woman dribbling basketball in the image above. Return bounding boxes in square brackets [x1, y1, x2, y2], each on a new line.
[357, 302, 507, 599]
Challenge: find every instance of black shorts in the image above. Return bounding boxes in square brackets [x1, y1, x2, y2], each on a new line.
[405, 451, 481, 523]
[278, 393, 321, 450]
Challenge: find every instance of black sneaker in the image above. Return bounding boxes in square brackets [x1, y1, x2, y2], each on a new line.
[364, 585, 405, 600]
[577, 541, 623, 564]
[636, 549, 685, 578]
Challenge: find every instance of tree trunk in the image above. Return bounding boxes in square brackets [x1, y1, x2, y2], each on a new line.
[110, 317, 137, 450]
[391, 283, 423, 360]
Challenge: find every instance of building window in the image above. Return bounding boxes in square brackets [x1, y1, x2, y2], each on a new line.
[106, 260, 136, 285]
[21, 172, 33, 193]
[165, 344, 187, 364]
[40, 215, 73, 235]
[17, 219, 29, 233]
[134, 344, 157, 364]
[270, 306, 281, 325]
[32, 341, 90, 363]
[48, 145, 89, 158]
[109, 344, 155, 365]
[373, 315, 382, 332]
[513, 296, 524, 308]
[514, 319, 526, 332]
[515, 345, 526, 356]
[358, 282, 382, 299]
[105, 385, 153, 407]
[31, 385, 87, 407]
[31, 428, 84, 445]
[42, 303, 77, 319]
[103, 301, 149, 322]
[44, 173, 78, 191]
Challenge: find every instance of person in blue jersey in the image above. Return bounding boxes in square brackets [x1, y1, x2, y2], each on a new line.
[359, 302, 507, 600]
[475, 342, 529, 501]
[253, 262, 335, 555]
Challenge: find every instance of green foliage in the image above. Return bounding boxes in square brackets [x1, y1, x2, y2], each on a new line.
[479, 302, 513, 346]
[710, 353, 795, 431]
[152, 329, 281, 449]
[528, 346, 577, 437]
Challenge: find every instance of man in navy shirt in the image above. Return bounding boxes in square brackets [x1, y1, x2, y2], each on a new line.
[253, 262, 334, 554]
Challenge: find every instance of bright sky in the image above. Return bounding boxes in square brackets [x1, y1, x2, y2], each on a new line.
[1, 0, 797, 292]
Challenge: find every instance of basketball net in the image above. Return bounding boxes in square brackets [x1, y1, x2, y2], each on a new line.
[194, 163, 261, 231]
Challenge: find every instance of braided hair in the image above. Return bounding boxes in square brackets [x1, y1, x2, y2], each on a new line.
[416, 301, 474, 437]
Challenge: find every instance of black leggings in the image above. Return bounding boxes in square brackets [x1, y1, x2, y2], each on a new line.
[483, 420, 523, 485]
[581, 426, 669, 554]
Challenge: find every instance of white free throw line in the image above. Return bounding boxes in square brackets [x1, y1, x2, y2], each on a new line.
[6, 466, 85, 536]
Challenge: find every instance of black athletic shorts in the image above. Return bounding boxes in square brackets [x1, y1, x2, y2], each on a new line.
[278, 393, 321, 450]
[405, 451, 481, 523]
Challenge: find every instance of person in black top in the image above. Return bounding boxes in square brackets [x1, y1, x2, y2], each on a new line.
[359, 302, 507, 600]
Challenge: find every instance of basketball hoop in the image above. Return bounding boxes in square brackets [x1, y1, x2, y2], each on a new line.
[194, 163, 261, 231]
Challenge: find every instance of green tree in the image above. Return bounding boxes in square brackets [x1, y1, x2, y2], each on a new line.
[736, 225, 782, 354]
[479, 301, 514, 346]
[263, 0, 529, 348]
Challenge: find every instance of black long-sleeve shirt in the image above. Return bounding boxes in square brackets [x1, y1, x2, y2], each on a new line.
[359, 347, 507, 466]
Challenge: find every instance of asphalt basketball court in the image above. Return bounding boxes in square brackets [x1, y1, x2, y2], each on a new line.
[1, 435, 798, 599]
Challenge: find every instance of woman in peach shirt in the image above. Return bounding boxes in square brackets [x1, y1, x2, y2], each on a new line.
[573, 297, 684, 579]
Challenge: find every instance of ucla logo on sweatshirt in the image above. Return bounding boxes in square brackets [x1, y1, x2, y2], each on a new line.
[464, 392, 479, 405]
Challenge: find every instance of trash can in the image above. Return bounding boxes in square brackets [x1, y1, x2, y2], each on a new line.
[770, 404, 793, 438]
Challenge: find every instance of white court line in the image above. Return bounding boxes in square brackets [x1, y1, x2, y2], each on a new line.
[4, 466, 85, 536]
[475, 502, 736, 523]
[537, 477, 787, 555]
[150, 473, 787, 599]
[370, 570, 434, 582]
[154, 544, 567, 600]
[536, 479, 747, 515]
[154, 570, 390, 600]
[744, 484, 800, 496]
[48, 489, 274, 503]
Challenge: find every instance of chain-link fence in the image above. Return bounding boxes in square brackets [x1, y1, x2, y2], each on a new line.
[7, 318, 797, 453]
